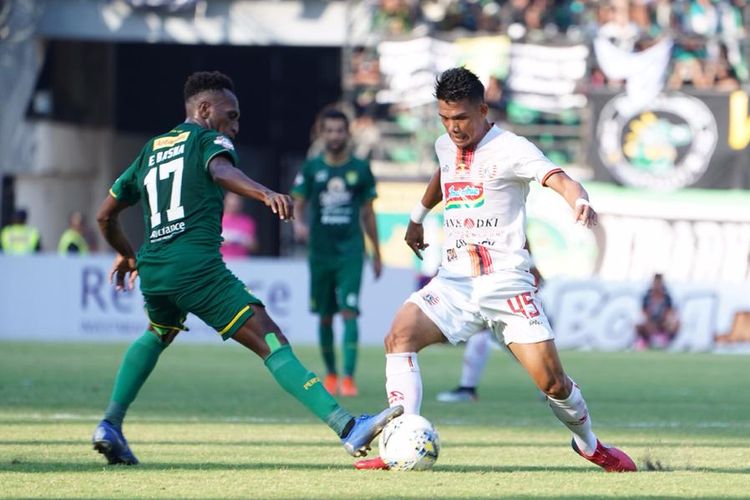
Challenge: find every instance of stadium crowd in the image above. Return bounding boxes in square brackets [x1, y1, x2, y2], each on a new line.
[346, 0, 748, 164]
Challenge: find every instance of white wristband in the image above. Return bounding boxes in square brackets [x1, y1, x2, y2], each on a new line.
[575, 198, 590, 208]
[410, 203, 430, 224]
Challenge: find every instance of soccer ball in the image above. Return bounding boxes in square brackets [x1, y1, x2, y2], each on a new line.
[378, 414, 440, 471]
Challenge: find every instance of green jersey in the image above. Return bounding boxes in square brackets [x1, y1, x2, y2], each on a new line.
[291, 155, 376, 260]
[110, 122, 239, 294]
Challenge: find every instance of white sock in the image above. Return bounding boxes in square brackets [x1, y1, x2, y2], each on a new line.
[385, 352, 422, 414]
[547, 380, 598, 456]
[460, 331, 491, 388]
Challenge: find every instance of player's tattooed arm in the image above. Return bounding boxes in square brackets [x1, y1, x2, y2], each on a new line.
[209, 156, 293, 221]
[543, 171, 598, 228]
[405, 168, 443, 260]
[97, 195, 138, 291]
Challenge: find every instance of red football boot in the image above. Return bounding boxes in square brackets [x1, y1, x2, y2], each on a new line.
[354, 456, 389, 470]
[572, 439, 637, 472]
[323, 374, 338, 395]
[340, 376, 358, 397]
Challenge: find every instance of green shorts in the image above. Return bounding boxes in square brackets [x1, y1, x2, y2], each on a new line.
[309, 256, 363, 316]
[143, 266, 264, 340]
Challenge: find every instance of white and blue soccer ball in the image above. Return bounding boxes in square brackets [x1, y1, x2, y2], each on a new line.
[378, 414, 440, 471]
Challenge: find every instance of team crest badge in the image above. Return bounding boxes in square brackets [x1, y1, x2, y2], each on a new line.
[345, 171, 359, 185]
[213, 135, 234, 150]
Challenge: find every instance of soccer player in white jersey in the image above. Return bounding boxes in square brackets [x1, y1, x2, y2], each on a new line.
[355, 67, 637, 472]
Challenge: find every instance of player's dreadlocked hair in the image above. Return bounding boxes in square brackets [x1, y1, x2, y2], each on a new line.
[183, 71, 235, 102]
[434, 67, 485, 104]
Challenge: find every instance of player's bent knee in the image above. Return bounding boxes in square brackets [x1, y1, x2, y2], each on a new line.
[542, 376, 571, 399]
[384, 324, 420, 353]
[148, 325, 179, 345]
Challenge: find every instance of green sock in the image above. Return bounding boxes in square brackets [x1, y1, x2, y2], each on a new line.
[103, 330, 167, 427]
[263, 336, 352, 436]
[343, 317, 359, 377]
[318, 321, 336, 375]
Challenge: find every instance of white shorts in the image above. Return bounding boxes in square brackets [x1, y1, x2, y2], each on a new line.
[407, 270, 554, 345]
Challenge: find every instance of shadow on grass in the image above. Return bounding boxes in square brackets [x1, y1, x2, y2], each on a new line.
[3, 439, 750, 449]
[0, 460, 595, 474]
[6, 458, 750, 476]
[4, 459, 748, 475]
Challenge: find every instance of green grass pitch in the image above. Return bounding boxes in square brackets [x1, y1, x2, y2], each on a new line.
[1, 341, 749, 498]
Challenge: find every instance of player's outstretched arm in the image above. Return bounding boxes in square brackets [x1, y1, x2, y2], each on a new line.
[405, 168, 443, 260]
[209, 156, 293, 221]
[543, 171, 598, 228]
[96, 195, 138, 291]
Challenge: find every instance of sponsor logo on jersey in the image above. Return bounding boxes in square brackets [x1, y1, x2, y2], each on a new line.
[314, 170, 328, 182]
[213, 135, 235, 150]
[319, 177, 352, 208]
[149, 221, 186, 242]
[153, 131, 190, 150]
[445, 217, 500, 229]
[444, 182, 485, 210]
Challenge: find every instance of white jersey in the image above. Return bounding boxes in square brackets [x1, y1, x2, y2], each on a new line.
[435, 125, 562, 278]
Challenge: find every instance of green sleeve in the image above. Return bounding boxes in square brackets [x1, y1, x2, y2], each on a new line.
[361, 161, 377, 201]
[200, 130, 239, 169]
[110, 154, 142, 205]
[290, 161, 311, 199]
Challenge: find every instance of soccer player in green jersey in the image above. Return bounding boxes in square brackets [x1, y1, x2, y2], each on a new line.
[92, 71, 401, 465]
[291, 109, 382, 397]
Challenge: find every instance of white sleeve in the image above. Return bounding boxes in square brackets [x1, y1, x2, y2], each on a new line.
[510, 137, 563, 185]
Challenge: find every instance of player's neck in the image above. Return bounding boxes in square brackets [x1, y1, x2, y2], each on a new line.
[323, 150, 350, 167]
[184, 117, 208, 129]
[460, 121, 493, 151]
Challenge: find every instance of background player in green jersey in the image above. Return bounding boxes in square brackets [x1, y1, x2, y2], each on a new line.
[92, 71, 401, 465]
[291, 109, 382, 398]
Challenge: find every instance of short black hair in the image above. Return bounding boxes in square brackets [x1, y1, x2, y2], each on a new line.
[13, 209, 28, 223]
[183, 71, 235, 102]
[320, 108, 350, 128]
[435, 67, 485, 104]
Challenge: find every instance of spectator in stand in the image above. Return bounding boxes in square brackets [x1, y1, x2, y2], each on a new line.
[58, 211, 96, 255]
[713, 43, 741, 90]
[669, 0, 721, 89]
[372, 0, 418, 36]
[597, 0, 642, 52]
[0, 208, 41, 255]
[220, 192, 258, 259]
[629, 0, 661, 38]
[635, 273, 680, 350]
